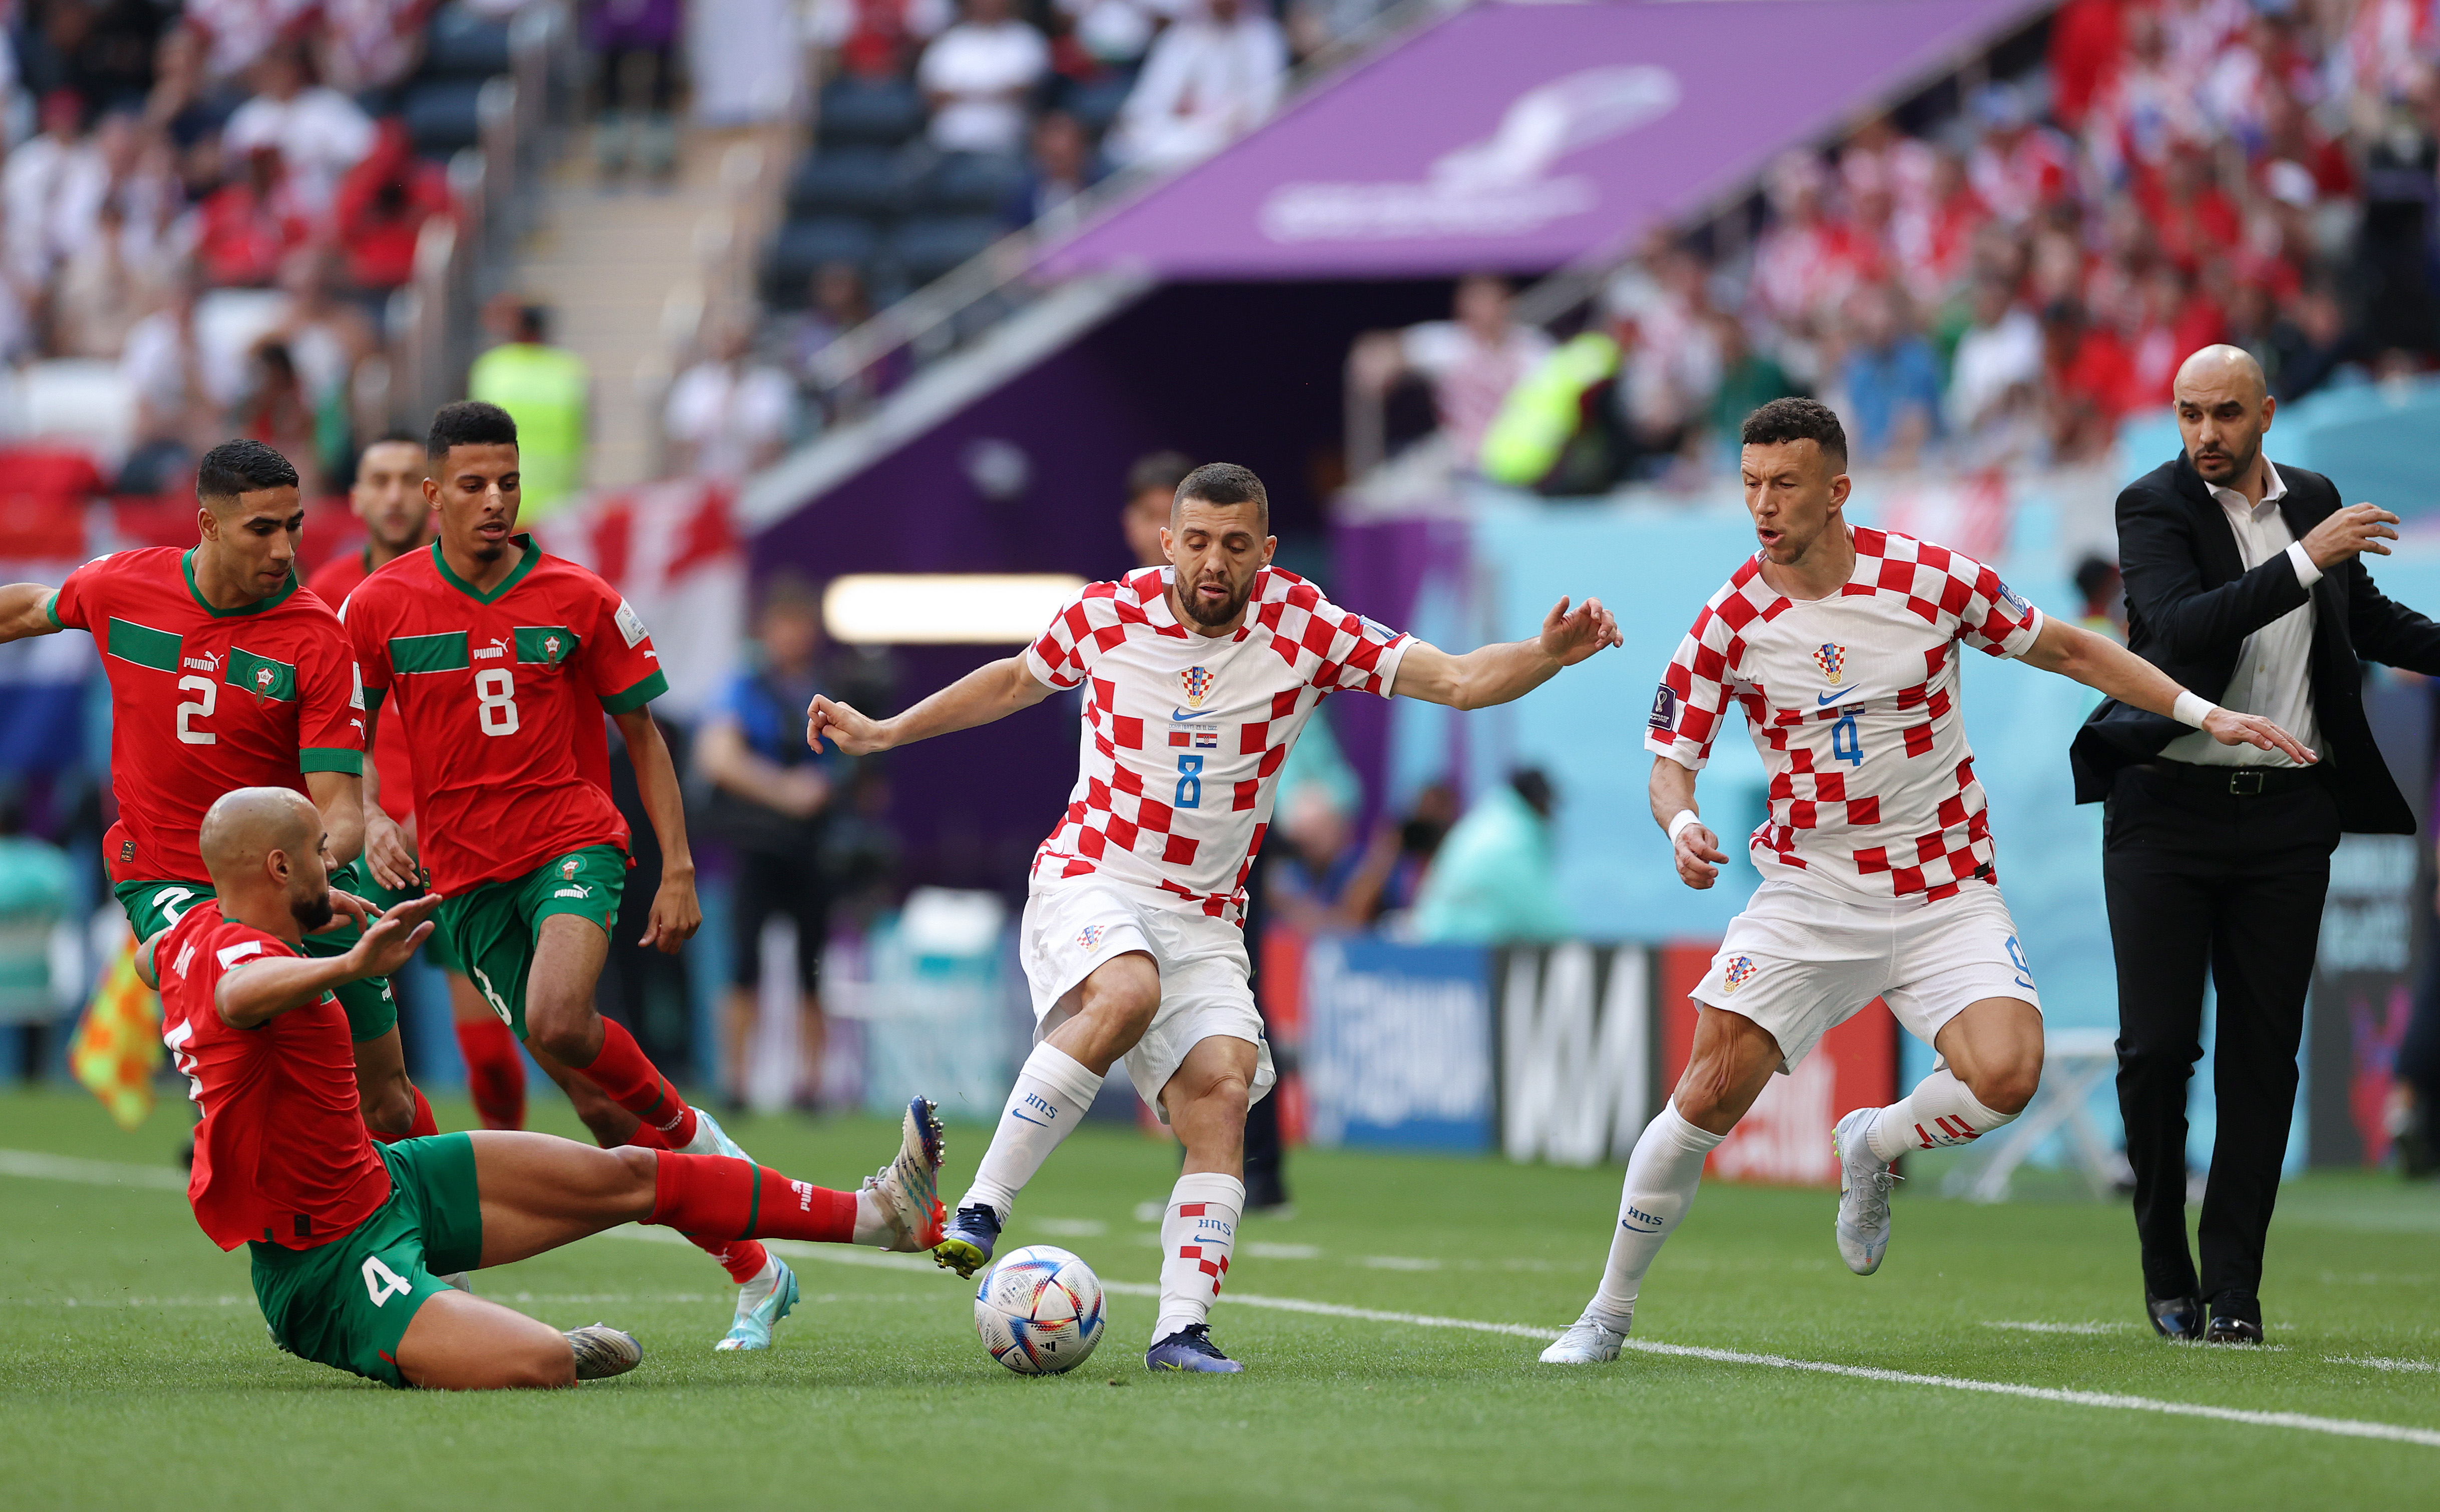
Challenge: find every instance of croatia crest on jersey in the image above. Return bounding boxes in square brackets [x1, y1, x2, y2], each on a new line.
[1722, 955, 1757, 994]
[1179, 666, 1213, 709]
[1812, 643, 1845, 686]
[1078, 924, 1105, 951]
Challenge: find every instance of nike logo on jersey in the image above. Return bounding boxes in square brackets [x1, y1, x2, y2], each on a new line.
[1817, 690, 1856, 706]
[1171, 707, 1199, 720]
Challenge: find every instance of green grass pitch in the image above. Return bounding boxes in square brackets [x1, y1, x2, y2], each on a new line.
[3, 1085, 2437, 1511]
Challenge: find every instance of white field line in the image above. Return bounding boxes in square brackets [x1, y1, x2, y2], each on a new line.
[9, 1150, 2439, 1448]
[2333, 1357, 2440, 1374]
[1982, 1320, 2133, 1335]
[0, 1148, 188, 1190]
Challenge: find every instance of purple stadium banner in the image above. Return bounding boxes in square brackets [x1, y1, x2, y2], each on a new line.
[1037, 0, 2037, 281]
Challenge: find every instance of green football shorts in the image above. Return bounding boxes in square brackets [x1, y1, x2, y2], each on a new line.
[248, 1132, 484, 1389]
[115, 862, 398, 1041]
[355, 865, 463, 974]
[437, 845, 627, 1040]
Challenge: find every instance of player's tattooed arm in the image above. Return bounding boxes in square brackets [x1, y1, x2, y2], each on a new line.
[0, 582, 63, 643]
[214, 896, 442, 1027]
[2016, 615, 2318, 764]
[1651, 754, 1725, 891]
[807, 654, 1055, 754]
[613, 706, 702, 954]
[1391, 596, 1622, 710]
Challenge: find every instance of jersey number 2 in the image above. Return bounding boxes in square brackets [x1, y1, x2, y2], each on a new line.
[176, 675, 216, 744]
[475, 669, 519, 736]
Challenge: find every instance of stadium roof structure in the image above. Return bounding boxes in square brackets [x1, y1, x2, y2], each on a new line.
[1035, 0, 2043, 282]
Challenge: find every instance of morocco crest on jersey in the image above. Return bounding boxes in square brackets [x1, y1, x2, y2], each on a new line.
[1812, 643, 1845, 686]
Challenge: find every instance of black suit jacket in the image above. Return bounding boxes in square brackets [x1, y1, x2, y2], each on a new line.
[2070, 454, 2440, 833]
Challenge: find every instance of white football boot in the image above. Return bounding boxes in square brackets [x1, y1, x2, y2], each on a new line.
[1833, 1107, 1900, 1276]
[1539, 1311, 1629, 1364]
[864, 1096, 947, 1251]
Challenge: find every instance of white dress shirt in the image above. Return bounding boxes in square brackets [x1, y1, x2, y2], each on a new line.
[2162, 459, 2325, 768]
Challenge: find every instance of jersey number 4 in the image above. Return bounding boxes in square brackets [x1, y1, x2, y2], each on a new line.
[474, 669, 520, 736]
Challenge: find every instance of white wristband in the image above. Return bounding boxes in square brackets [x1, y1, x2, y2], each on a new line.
[2171, 690, 2218, 729]
[1666, 809, 1702, 843]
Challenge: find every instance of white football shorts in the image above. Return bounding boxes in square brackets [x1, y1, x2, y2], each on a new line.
[1017, 874, 1277, 1123]
[1689, 875, 2042, 1073]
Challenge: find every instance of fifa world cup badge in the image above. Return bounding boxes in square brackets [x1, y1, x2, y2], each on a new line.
[1179, 666, 1213, 709]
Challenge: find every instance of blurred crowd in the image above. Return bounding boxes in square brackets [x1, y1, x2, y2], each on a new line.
[1362, 0, 2440, 495]
[0, 1, 472, 497]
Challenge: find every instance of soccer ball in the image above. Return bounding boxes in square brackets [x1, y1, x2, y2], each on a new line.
[974, 1245, 1105, 1375]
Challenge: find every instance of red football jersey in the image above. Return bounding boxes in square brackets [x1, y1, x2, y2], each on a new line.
[50, 548, 365, 885]
[308, 545, 417, 824]
[344, 537, 668, 893]
[152, 906, 390, 1251]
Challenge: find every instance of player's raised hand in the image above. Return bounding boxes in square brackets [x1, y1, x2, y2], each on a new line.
[639, 870, 702, 955]
[362, 810, 419, 892]
[807, 693, 889, 754]
[1539, 596, 1624, 667]
[1674, 820, 1726, 890]
[2202, 708, 2318, 765]
[352, 892, 441, 978]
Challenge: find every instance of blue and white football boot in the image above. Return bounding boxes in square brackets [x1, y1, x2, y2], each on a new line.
[682, 1105, 752, 1161]
[1145, 1323, 1243, 1373]
[932, 1203, 1002, 1278]
[1833, 1107, 1899, 1276]
[714, 1254, 800, 1352]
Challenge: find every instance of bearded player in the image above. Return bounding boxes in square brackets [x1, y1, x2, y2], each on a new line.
[1539, 399, 2313, 1365]
[310, 431, 528, 1131]
[345, 402, 881, 1353]
[137, 786, 946, 1390]
[808, 462, 1622, 1372]
[0, 439, 433, 1139]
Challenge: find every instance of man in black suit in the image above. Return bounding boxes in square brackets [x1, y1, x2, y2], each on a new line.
[2072, 344, 2440, 1343]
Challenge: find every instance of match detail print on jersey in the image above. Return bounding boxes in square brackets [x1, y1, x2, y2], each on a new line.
[1645, 527, 2043, 901]
[1024, 566, 1409, 923]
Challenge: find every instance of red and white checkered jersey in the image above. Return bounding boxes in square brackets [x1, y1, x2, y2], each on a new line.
[1024, 566, 1411, 922]
[1645, 527, 2045, 900]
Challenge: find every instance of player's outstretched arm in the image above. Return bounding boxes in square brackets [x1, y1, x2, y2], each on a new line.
[214, 894, 440, 1027]
[807, 654, 1055, 754]
[1651, 754, 1726, 891]
[0, 583, 62, 644]
[1390, 596, 1622, 710]
[613, 706, 702, 954]
[2016, 615, 2317, 763]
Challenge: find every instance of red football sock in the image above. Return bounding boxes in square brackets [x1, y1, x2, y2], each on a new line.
[573, 1018, 700, 1148]
[367, 1085, 439, 1144]
[648, 1152, 855, 1245]
[613, 1125, 768, 1279]
[453, 1019, 526, 1130]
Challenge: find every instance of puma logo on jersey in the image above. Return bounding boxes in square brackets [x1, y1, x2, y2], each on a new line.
[474, 636, 509, 661]
[183, 653, 220, 672]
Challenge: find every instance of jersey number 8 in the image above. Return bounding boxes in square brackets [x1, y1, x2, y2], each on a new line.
[474, 668, 520, 736]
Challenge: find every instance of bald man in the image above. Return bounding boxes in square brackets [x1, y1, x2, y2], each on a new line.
[2071, 344, 2440, 1344]
[133, 786, 946, 1391]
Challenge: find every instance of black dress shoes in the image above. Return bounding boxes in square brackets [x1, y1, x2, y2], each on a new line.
[2205, 1293, 2265, 1344]
[2147, 1292, 2204, 1340]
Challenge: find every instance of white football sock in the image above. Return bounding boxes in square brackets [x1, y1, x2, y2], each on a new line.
[850, 1189, 896, 1248]
[1587, 1102, 1725, 1329]
[1864, 1066, 2016, 1163]
[1154, 1171, 1245, 1342]
[958, 1043, 1104, 1222]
